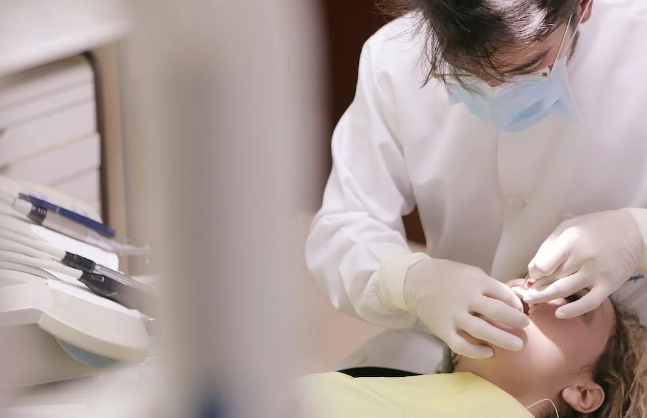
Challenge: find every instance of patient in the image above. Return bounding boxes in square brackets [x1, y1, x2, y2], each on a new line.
[294, 278, 647, 418]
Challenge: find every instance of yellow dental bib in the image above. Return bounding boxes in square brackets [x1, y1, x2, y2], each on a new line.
[294, 371, 534, 418]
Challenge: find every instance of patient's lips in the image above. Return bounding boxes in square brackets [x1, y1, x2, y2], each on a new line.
[521, 296, 530, 315]
[513, 288, 531, 315]
[509, 278, 533, 315]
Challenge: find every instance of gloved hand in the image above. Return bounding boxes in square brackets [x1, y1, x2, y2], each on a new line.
[525, 209, 646, 319]
[378, 253, 529, 359]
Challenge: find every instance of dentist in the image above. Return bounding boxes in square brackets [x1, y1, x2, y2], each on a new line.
[306, 0, 647, 375]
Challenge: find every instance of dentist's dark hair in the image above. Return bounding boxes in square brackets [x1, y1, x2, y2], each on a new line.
[381, 0, 581, 86]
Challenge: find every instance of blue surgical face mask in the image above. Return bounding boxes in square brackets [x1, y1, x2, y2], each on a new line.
[447, 57, 578, 131]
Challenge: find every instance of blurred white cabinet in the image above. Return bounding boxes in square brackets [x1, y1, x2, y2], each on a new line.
[0, 0, 132, 271]
[0, 56, 102, 214]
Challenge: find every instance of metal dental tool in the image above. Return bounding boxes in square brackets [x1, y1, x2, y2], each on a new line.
[0, 228, 157, 316]
[1, 190, 150, 256]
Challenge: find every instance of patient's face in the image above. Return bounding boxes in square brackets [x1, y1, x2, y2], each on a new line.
[455, 278, 616, 401]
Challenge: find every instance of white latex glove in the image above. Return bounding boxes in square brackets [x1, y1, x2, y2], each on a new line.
[525, 209, 646, 319]
[378, 253, 529, 359]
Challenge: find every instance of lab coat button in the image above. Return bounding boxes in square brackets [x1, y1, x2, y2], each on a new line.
[505, 196, 526, 212]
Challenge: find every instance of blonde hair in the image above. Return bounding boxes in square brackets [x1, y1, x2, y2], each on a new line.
[582, 303, 647, 418]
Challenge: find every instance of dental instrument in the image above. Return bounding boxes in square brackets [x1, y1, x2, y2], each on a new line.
[0, 252, 157, 317]
[1, 190, 149, 256]
[0, 241, 157, 316]
[0, 175, 152, 389]
[19, 193, 116, 237]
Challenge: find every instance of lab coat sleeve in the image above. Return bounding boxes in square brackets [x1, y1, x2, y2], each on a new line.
[305, 36, 420, 330]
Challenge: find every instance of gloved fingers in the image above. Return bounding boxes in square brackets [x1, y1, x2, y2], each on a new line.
[531, 256, 582, 287]
[458, 315, 524, 352]
[472, 297, 529, 329]
[556, 251, 585, 277]
[527, 234, 560, 278]
[554, 286, 610, 319]
[528, 228, 578, 280]
[483, 279, 524, 312]
[524, 272, 589, 304]
[526, 275, 559, 294]
[525, 265, 578, 297]
[443, 330, 494, 359]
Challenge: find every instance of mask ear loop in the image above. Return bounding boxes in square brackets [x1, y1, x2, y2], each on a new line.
[563, 0, 593, 55]
[525, 398, 560, 418]
[548, 0, 593, 77]
[556, 1, 592, 122]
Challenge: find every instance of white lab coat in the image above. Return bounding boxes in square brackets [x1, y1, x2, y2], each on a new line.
[306, 2, 647, 374]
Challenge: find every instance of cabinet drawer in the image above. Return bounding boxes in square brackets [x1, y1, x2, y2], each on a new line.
[0, 83, 94, 128]
[54, 169, 101, 204]
[0, 101, 96, 167]
[0, 56, 93, 110]
[1, 133, 100, 185]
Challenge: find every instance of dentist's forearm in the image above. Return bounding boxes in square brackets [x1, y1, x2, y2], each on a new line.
[378, 252, 430, 311]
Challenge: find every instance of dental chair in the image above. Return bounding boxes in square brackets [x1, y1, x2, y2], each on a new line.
[0, 175, 151, 389]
